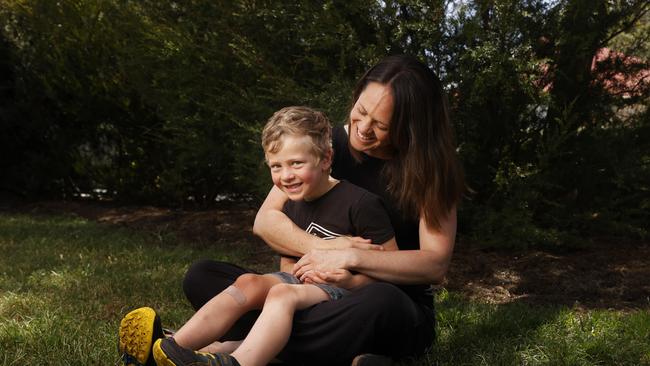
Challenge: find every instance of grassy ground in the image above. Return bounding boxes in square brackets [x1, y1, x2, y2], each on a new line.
[0, 212, 649, 365]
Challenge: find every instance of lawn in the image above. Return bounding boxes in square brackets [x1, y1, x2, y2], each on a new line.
[0, 212, 649, 365]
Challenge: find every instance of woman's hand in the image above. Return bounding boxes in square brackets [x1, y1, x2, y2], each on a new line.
[293, 249, 356, 281]
[328, 236, 384, 251]
[301, 269, 356, 289]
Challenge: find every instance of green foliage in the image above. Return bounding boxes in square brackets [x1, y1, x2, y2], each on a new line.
[0, 0, 385, 204]
[449, 0, 650, 247]
[0, 0, 648, 247]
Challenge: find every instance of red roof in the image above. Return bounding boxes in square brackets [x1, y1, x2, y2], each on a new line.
[591, 48, 649, 98]
[537, 48, 649, 98]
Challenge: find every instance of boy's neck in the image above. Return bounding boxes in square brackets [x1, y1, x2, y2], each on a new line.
[303, 175, 339, 202]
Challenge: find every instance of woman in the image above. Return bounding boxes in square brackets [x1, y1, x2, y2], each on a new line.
[183, 54, 464, 365]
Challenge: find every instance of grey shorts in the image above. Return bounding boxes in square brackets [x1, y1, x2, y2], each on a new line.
[269, 271, 349, 300]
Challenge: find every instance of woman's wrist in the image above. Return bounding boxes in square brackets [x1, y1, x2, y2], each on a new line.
[345, 248, 362, 270]
[313, 236, 342, 250]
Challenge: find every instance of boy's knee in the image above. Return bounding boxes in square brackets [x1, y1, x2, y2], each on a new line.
[234, 273, 264, 290]
[232, 273, 270, 307]
[266, 283, 298, 304]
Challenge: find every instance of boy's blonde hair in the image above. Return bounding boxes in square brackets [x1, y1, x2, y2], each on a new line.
[261, 106, 332, 161]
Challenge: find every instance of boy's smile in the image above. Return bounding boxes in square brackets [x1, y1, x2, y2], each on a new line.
[266, 135, 334, 202]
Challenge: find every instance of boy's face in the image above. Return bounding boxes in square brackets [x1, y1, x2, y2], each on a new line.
[266, 135, 331, 202]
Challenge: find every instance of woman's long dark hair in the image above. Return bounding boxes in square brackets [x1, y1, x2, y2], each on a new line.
[349, 55, 464, 230]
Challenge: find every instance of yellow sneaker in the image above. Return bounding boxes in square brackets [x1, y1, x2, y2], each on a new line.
[118, 307, 164, 366]
[153, 338, 241, 366]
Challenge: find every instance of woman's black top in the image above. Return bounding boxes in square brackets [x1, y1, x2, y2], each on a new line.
[330, 126, 433, 308]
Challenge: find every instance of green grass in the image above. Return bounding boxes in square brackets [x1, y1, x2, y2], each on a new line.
[429, 291, 650, 365]
[0, 213, 648, 365]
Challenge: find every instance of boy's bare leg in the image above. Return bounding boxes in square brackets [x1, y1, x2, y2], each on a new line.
[173, 273, 282, 350]
[230, 284, 330, 366]
[199, 340, 242, 354]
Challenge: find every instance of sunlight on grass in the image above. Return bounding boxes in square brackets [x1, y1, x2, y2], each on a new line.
[427, 289, 650, 365]
[1, 213, 649, 365]
[527, 310, 650, 365]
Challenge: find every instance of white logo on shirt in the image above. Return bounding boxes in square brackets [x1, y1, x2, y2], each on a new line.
[306, 223, 342, 240]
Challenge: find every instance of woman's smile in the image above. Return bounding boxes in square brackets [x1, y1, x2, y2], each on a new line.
[355, 127, 376, 142]
[349, 82, 393, 159]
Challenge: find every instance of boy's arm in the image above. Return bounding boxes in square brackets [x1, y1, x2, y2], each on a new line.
[254, 186, 382, 256]
[280, 256, 297, 273]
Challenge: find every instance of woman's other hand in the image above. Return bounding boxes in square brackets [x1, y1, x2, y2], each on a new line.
[328, 236, 384, 251]
[301, 269, 356, 289]
[293, 249, 355, 280]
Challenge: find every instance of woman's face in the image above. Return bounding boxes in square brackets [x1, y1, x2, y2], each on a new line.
[349, 82, 394, 159]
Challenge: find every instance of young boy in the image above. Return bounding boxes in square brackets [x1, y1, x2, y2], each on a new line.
[118, 106, 397, 366]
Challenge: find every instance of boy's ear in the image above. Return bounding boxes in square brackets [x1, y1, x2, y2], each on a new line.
[321, 149, 333, 171]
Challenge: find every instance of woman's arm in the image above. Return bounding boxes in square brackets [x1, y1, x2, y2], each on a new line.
[303, 238, 399, 289]
[348, 210, 455, 284]
[294, 207, 457, 285]
[253, 186, 385, 257]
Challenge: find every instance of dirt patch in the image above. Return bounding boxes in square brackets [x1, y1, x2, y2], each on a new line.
[7, 200, 650, 311]
[446, 242, 650, 310]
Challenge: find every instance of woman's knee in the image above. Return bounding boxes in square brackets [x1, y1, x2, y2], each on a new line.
[183, 260, 242, 310]
[183, 260, 217, 303]
[184, 259, 214, 283]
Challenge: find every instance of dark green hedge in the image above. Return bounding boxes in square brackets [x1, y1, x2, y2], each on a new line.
[1, 0, 648, 246]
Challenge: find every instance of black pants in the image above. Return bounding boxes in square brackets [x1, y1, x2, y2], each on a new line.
[182, 259, 436, 366]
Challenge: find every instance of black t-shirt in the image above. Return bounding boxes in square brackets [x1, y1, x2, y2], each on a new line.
[330, 125, 432, 306]
[331, 126, 420, 249]
[282, 180, 394, 245]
